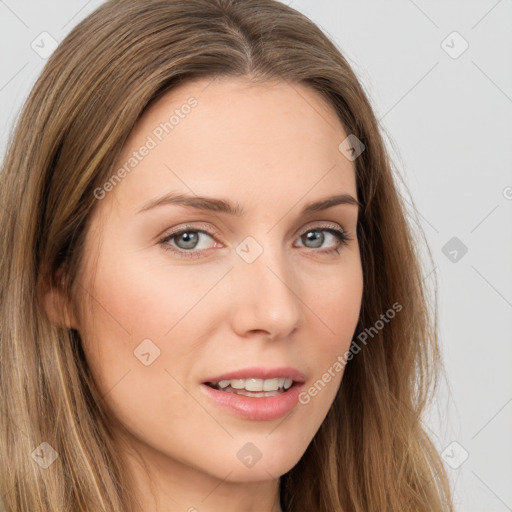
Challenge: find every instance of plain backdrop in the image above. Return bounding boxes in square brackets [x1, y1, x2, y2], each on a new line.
[1, 1, 511, 511]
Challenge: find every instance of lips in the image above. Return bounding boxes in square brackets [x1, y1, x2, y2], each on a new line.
[199, 366, 307, 419]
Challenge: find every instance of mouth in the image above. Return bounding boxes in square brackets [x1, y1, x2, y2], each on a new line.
[205, 377, 296, 397]
[200, 367, 306, 420]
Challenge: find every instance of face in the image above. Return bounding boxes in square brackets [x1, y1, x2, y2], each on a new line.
[69, 77, 363, 485]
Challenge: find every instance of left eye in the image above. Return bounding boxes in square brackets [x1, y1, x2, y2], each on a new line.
[158, 225, 351, 259]
[296, 228, 349, 250]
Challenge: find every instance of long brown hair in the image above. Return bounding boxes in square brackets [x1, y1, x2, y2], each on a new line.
[0, 0, 453, 510]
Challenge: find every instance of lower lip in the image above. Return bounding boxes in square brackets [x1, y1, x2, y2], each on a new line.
[200, 383, 305, 421]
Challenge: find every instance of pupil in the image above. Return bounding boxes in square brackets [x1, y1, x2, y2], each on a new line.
[305, 230, 323, 248]
[177, 231, 198, 249]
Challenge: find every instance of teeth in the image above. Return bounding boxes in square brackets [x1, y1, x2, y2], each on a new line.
[263, 378, 279, 391]
[232, 389, 282, 397]
[246, 378, 263, 392]
[211, 377, 294, 392]
[231, 379, 245, 390]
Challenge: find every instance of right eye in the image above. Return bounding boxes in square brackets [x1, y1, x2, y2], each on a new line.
[158, 225, 222, 259]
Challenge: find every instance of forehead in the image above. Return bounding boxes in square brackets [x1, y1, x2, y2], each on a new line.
[105, 77, 357, 216]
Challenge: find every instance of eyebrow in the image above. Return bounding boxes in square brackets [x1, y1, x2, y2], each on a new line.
[137, 191, 362, 216]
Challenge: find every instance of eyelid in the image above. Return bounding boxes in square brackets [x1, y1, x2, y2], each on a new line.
[161, 222, 221, 240]
[298, 220, 347, 234]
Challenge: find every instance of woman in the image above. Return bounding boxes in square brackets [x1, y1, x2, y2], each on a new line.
[0, 0, 453, 510]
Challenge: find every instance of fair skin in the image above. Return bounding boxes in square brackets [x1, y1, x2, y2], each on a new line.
[47, 77, 363, 511]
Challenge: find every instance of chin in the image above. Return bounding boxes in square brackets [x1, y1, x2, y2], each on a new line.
[210, 436, 308, 483]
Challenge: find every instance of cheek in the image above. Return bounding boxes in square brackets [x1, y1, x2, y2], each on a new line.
[75, 241, 234, 415]
[299, 257, 363, 389]
[309, 257, 363, 342]
[79, 241, 213, 344]
[75, 254, 208, 447]
[74, 245, 190, 395]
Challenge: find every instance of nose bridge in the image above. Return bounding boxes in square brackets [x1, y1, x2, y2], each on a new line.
[230, 235, 302, 338]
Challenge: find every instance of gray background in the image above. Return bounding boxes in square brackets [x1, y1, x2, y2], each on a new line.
[1, 1, 511, 510]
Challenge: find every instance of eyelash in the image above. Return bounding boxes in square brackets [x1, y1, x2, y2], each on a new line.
[157, 222, 353, 260]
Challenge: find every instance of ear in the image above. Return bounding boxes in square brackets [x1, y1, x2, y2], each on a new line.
[43, 269, 79, 330]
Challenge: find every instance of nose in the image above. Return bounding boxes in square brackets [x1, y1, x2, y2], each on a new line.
[228, 243, 302, 341]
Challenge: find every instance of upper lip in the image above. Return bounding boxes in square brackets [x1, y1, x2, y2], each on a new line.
[202, 366, 306, 384]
